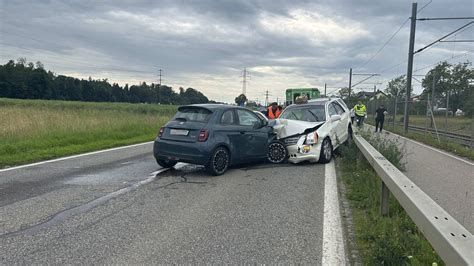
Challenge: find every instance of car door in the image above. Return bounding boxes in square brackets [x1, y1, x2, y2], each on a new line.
[235, 109, 268, 160]
[212, 109, 242, 160]
[327, 103, 340, 143]
[333, 101, 349, 141]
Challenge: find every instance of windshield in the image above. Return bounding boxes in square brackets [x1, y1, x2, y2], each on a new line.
[173, 107, 212, 122]
[280, 105, 326, 122]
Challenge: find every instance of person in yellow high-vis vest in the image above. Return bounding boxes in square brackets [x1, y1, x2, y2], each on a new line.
[354, 101, 367, 127]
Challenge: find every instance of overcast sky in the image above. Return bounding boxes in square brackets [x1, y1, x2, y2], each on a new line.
[1, 0, 472, 103]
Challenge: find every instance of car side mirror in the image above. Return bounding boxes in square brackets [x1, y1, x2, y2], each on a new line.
[262, 119, 268, 127]
[330, 115, 341, 122]
[253, 120, 265, 129]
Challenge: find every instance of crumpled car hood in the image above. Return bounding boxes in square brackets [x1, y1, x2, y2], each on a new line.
[269, 119, 324, 139]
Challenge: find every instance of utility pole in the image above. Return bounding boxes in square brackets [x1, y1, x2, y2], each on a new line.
[324, 83, 327, 97]
[158, 69, 162, 104]
[430, 73, 436, 128]
[403, 2, 417, 133]
[242, 68, 248, 96]
[158, 69, 162, 86]
[348, 68, 352, 98]
[264, 90, 270, 106]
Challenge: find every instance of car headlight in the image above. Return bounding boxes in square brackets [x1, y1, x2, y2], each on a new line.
[306, 131, 318, 144]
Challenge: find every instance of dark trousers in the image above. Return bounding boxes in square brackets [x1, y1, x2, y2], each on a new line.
[375, 118, 384, 132]
[356, 115, 364, 127]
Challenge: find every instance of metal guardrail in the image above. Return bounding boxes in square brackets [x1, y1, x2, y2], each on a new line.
[353, 133, 474, 265]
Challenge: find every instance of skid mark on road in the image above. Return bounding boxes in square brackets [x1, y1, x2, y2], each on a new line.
[0, 165, 183, 238]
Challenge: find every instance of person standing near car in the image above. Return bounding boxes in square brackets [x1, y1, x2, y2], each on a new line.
[375, 104, 388, 132]
[354, 101, 366, 127]
[350, 108, 355, 124]
[267, 102, 281, 119]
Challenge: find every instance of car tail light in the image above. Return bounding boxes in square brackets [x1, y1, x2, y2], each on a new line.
[198, 129, 209, 142]
[158, 127, 164, 138]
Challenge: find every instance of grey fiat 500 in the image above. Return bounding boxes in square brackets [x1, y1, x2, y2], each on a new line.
[153, 104, 286, 175]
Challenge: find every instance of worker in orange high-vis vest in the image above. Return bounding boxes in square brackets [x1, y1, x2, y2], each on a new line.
[267, 102, 281, 119]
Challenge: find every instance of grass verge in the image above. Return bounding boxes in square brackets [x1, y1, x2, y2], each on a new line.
[338, 134, 444, 265]
[366, 118, 474, 161]
[0, 98, 177, 168]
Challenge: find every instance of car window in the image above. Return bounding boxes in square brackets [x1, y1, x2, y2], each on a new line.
[328, 104, 337, 117]
[236, 109, 259, 126]
[220, 110, 234, 125]
[280, 105, 326, 122]
[333, 102, 345, 115]
[174, 107, 212, 122]
[337, 99, 348, 110]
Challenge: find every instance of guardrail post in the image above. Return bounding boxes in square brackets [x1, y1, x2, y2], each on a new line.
[380, 181, 390, 216]
[357, 148, 364, 167]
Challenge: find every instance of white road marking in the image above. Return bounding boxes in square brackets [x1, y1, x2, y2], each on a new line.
[0, 141, 154, 173]
[322, 160, 347, 265]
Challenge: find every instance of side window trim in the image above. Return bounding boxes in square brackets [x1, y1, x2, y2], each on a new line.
[237, 109, 259, 126]
[219, 109, 235, 125]
[328, 103, 338, 116]
[333, 102, 346, 114]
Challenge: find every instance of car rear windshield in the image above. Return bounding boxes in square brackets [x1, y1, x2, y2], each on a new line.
[173, 107, 212, 122]
[280, 105, 326, 122]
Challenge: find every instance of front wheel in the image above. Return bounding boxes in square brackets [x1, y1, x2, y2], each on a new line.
[206, 147, 230, 176]
[267, 140, 288, 164]
[156, 159, 177, 168]
[318, 138, 333, 163]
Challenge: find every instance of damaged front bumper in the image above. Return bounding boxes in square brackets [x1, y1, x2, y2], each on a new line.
[270, 119, 324, 164]
[284, 135, 321, 163]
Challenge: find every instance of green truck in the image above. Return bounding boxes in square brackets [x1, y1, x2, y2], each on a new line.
[285, 88, 320, 105]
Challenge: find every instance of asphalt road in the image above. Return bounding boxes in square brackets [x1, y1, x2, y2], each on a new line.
[367, 127, 474, 234]
[0, 143, 338, 264]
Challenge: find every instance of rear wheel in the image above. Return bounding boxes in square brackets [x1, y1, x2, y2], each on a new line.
[318, 138, 333, 163]
[156, 159, 177, 168]
[206, 147, 230, 176]
[267, 140, 288, 164]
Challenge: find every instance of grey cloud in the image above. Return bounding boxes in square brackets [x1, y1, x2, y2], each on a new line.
[0, 0, 472, 102]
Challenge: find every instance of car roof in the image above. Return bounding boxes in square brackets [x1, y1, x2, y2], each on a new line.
[284, 97, 343, 109]
[179, 104, 249, 112]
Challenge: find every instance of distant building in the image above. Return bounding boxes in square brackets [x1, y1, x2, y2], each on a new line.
[411, 94, 422, 103]
[356, 90, 387, 100]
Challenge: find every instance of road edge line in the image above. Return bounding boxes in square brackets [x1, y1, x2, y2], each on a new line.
[0, 141, 154, 173]
[322, 160, 347, 265]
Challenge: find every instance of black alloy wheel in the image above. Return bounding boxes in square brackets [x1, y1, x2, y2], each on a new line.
[267, 141, 288, 164]
[318, 138, 333, 163]
[157, 159, 177, 168]
[207, 147, 230, 176]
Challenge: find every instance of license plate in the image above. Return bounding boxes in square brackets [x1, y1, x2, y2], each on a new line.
[170, 129, 189, 136]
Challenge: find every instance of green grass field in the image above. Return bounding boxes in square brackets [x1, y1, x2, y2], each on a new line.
[0, 98, 177, 168]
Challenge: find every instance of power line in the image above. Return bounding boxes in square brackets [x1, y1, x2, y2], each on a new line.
[417, 17, 474, 21]
[414, 21, 474, 54]
[359, 17, 410, 68]
[356, 0, 432, 70]
[417, 0, 432, 14]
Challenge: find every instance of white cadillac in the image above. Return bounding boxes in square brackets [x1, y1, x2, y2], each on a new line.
[269, 97, 352, 164]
